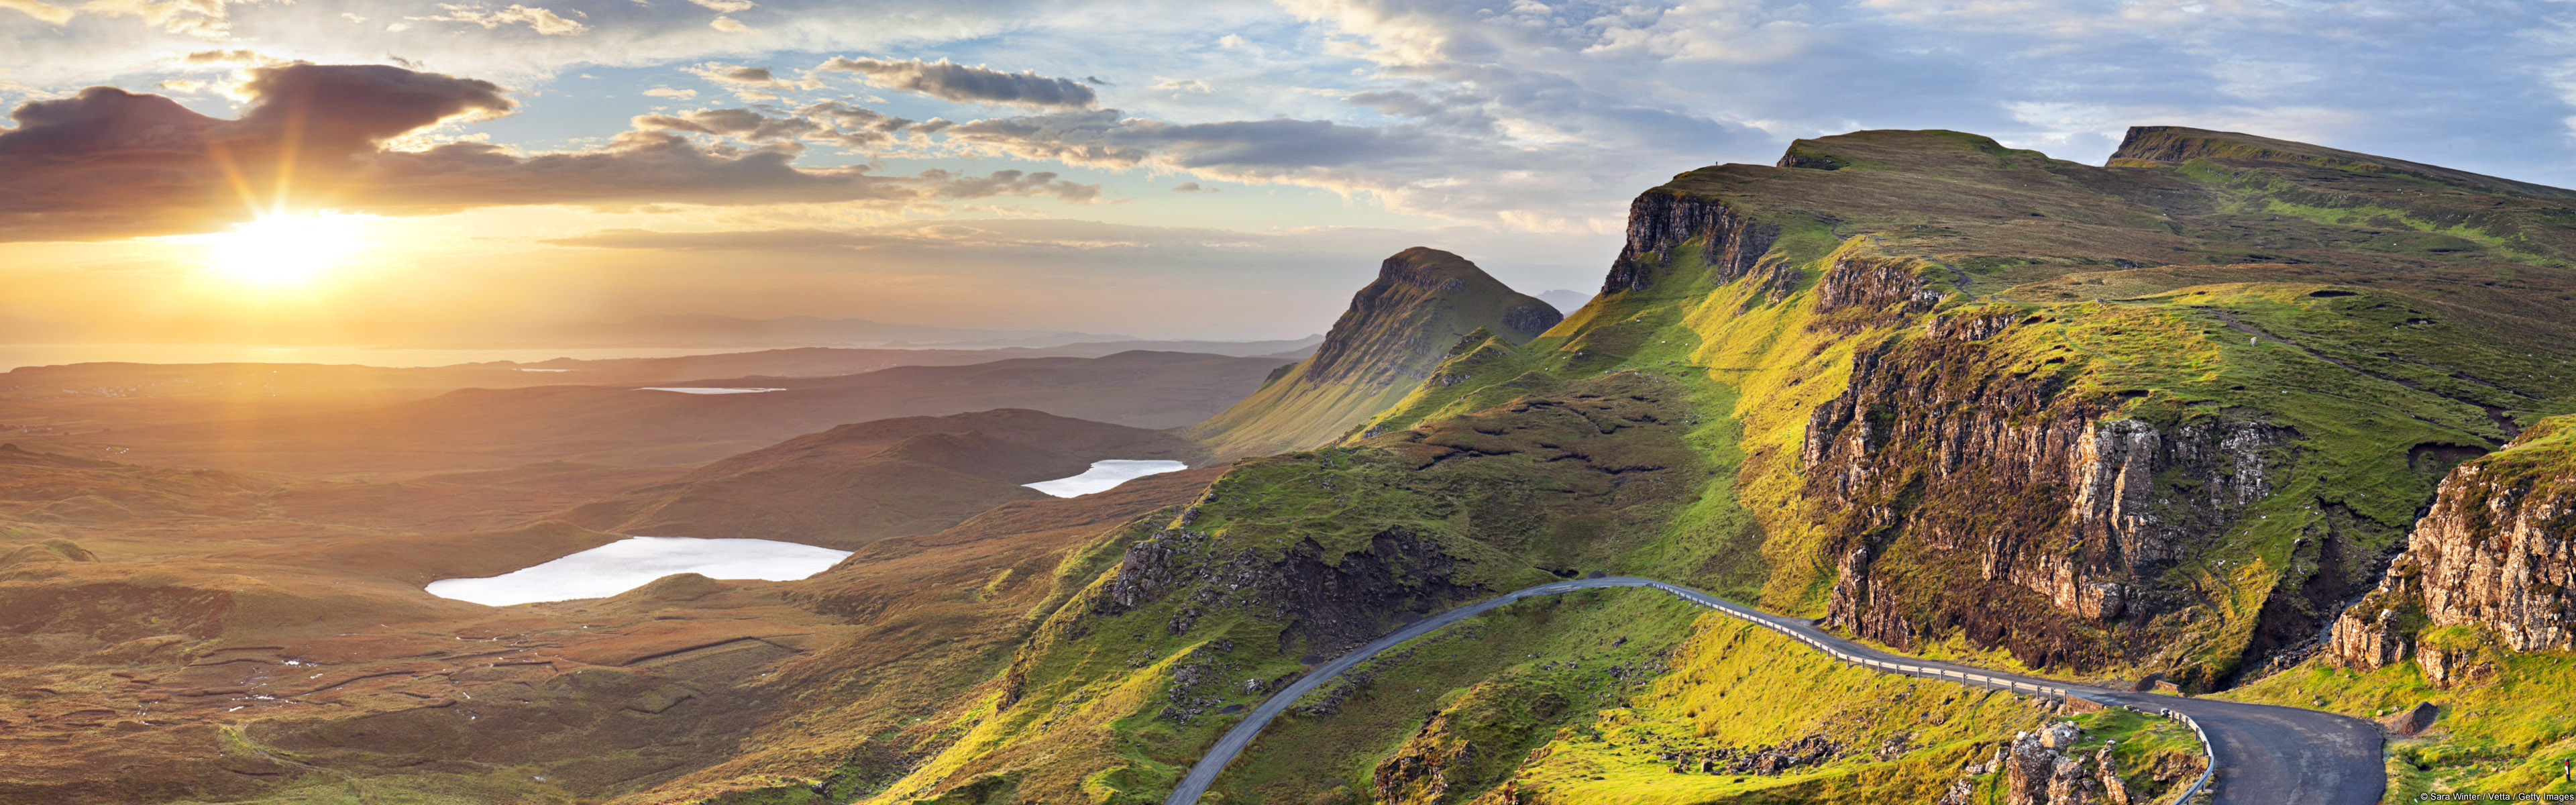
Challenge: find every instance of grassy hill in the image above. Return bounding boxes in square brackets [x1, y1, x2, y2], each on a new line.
[1186, 248, 1564, 460]
[808, 126, 2576, 803]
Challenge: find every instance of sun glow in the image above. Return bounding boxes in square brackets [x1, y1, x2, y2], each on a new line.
[205, 213, 365, 284]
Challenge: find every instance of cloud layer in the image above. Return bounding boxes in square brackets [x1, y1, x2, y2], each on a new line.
[0, 62, 1102, 241]
[821, 56, 1098, 109]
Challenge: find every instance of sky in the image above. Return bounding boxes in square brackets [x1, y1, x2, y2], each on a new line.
[3, 0, 2573, 345]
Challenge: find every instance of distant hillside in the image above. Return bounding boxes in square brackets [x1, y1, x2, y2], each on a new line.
[1185, 247, 1562, 459]
[564, 409, 1200, 549]
[543, 313, 1127, 349]
[88, 350, 1287, 474]
[1536, 288, 1593, 314]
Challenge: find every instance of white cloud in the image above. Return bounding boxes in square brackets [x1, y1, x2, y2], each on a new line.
[1, 0, 71, 23]
[408, 3, 588, 36]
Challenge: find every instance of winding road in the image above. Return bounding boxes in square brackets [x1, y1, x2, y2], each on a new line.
[1164, 576, 2383, 805]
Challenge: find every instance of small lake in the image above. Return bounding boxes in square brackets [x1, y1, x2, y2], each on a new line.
[1023, 460, 1191, 497]
[424, 536, 851, 606]
[635, 386, 786, 394]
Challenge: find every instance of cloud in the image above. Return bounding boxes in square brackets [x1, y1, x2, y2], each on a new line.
[77, 0, 258, 37]
[686, 62, 820, 97]
[686, 0, 752, 11]
[543, 219, 1271, 253]
[643, 87, 698, 99]
[175, 48, 282, 66]
[820, 56, 1097, 109]
[924, 168, 1100, 203]
[709, 15, 749, 32]
[0, 63, 1100, 241]
[1171, 181, 1214, 193]
[407, 4, 588, 36]
[2, 0, 71, 23]
[633, 101, 922, 150]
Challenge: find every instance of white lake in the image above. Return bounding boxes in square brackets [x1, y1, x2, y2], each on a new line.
[1023, 460, 1191, 498]
[635, 386, 786, 394]
[424, 536, 852, 606]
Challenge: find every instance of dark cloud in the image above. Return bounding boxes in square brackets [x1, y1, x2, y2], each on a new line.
[820, 56, 1097, 109]
[0, 63, 1100, 241]
[235, 63, 515, 150]
[1171, 181, 1213, 193]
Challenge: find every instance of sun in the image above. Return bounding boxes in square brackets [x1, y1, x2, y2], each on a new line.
[205, 213, 364, 284]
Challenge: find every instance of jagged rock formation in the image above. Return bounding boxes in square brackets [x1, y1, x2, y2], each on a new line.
[1807, 318, 2296, 667]
[1998, 722, 2136, 805]
[2327, 415, 2576, 680]
[1185, 247, 1562, 460]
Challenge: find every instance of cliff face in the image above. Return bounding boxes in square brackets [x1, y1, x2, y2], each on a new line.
[2328, 416, 2576, 680]
[1187, 247, 1562, 459]
[1804, 308, 2300, 671]
[1605, 191, 1780, 294]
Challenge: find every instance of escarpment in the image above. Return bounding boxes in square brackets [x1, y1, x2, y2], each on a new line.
[1089, 525, 1481, 656]
[1578, 127, 2575, 688]
[2328, 416, 2576, 681]
[1803, 311, 2298, 671]
[1605, 190, 1780, 294]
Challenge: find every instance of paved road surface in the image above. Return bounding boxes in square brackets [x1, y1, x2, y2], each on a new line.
[1165, 576, 2382, 805]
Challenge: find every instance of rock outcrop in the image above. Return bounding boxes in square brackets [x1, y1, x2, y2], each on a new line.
[2327, 416, 2576, 679]
[1803, 315, 2297, 671]
[1603, 191, 1778, 294]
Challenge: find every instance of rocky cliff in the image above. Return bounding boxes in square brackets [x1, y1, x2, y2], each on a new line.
[1186, 247, 1562, 459]
[2327, 415, 2576, 682]
[1576, 127, 2576, 688]
[1804, 311, 2304, 670]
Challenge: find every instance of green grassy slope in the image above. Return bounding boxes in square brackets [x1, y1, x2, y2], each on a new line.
[1185, 248, 1564, 460]
[765, 127, 2576, 804]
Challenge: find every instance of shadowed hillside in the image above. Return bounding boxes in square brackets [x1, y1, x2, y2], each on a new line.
[564, 409, 1203, 549]
[1185, 248, 1562, 460]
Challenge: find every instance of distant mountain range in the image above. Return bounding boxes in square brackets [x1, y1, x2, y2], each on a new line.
[539, 313, 1130, 349]
[1536, 288, 1592, 313]
[0, 312, 1313, 354]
